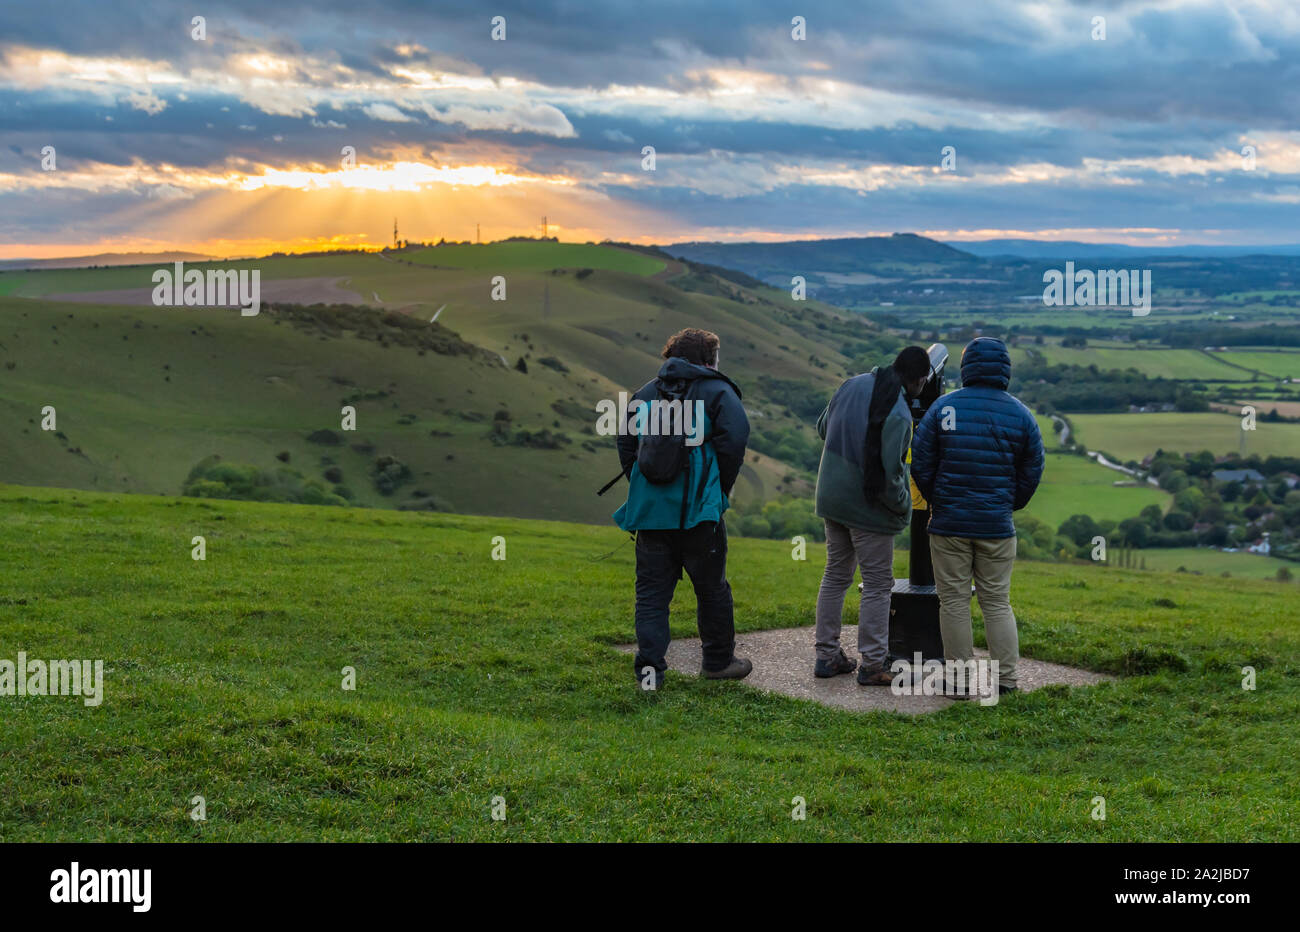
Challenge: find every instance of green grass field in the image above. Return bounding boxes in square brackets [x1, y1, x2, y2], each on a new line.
[0, 484, 1294, 841]
[1072, 412, 1300, 460]
[1019, 346, 1249, 381]
[885, 304, 1232, 331]
[1209, 350, 1300, 380]
[1135, 547, 1296, 581]
[1023, 453, 1168, 530]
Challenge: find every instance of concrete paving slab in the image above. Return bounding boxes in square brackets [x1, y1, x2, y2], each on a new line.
[617, 624, 1114, 714]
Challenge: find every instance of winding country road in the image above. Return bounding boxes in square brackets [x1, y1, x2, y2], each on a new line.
[1088, 450, 1161, 487]
[1049, 413, 1071, 446]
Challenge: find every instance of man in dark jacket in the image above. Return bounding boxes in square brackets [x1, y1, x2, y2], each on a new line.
[614, 328, 752, 689]
[910, 337, 1044, 694]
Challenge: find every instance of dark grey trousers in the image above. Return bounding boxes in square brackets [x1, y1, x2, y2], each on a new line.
[814, 518, 894, 669]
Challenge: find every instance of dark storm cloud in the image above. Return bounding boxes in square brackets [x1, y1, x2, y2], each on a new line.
[1, 0, 1298, 246]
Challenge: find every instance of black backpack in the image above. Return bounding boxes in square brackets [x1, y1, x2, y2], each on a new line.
[635, 378, 695, 484]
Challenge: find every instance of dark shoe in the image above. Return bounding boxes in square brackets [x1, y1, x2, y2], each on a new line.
[857, 665, 894, 687]
[998, 684, 1019, 695]
[634, 666, 665, 691]
[943, 679, 974, 700]
[703, 656, 753, 680]
[815, 651, 857, 679]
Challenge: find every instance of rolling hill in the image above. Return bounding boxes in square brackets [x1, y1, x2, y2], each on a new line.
[665, 233, 980, 284]
[0, 242, 872, 523]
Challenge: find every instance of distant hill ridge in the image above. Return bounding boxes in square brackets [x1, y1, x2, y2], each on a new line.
[0, 251, 216, 271]
[668, 232, 972, 264]
[663, 233, 979, 283]
[948, 239, 1300, 259]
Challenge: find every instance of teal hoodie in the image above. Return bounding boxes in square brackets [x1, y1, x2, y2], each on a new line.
[613, 358, 749, 532]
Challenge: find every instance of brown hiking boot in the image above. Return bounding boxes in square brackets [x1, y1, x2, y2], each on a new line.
[856, 665, 894, 686]
[814, 650, 857, 679]
[703, 656, 753, 680]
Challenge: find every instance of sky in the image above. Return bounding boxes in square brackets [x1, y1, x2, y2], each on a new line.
[2, 0, 1299, 258]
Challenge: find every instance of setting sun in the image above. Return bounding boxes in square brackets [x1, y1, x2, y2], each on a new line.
[233, 161, 572, 193]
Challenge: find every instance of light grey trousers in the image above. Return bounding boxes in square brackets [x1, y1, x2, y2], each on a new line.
[814, 518, 894, 669]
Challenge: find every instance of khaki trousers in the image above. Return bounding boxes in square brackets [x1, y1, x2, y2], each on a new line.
[929, 534, 1019, 688]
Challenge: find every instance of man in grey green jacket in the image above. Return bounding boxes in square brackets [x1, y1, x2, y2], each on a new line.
[813, 346, 931, 684]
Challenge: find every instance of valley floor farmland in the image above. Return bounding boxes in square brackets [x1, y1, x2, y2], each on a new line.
[1022, 453, 1169, 530]
[0, 485, 1295, 841]
[1071, 412, 1300, 461]
[1017, 345, 1247, 381]
[1135, 547, 1297, 581]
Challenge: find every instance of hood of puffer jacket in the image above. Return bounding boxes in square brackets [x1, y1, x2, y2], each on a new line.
[960, 337, 1011, 389]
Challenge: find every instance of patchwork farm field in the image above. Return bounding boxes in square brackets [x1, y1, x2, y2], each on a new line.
[1209, 350, 1300, 380]
[0, 484, 1296, 841]
[1071, 412, 1300, 461]
[1021, 345, 1248, 381]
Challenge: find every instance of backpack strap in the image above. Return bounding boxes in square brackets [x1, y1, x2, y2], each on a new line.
[596, 465, 629, 496]
[678, 454, 691, 530]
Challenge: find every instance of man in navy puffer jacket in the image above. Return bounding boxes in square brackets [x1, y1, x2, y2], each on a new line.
[911, 337, 1044, 694]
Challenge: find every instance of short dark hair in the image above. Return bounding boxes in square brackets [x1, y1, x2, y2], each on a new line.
[892, 345, 931, 382]
[662, 328, 720, 366]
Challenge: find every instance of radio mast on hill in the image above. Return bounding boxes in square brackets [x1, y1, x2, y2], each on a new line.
[392, 218, 398, 247]
[541, 216, 548, 239]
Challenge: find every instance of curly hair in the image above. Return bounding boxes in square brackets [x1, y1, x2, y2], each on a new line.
[660, 327, 720, 366]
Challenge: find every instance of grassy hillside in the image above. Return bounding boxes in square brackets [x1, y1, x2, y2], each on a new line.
[403, 241, 665, 275]
[0, 253, 383, 297]
[0, 485, 1294, 841]
[0, 243, 865, 522]
[1072, 412, 1300, 461]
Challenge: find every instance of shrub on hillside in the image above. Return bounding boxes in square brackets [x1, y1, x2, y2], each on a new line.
[371, 455, 412, 495]
[182, 455, 347, 506]
[756, 376, 827, 421]
[730, 496, 823, 541]
[264, 302, 490, 359]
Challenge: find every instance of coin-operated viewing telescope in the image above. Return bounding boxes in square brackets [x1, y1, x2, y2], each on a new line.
[888, 342, 949, 663]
